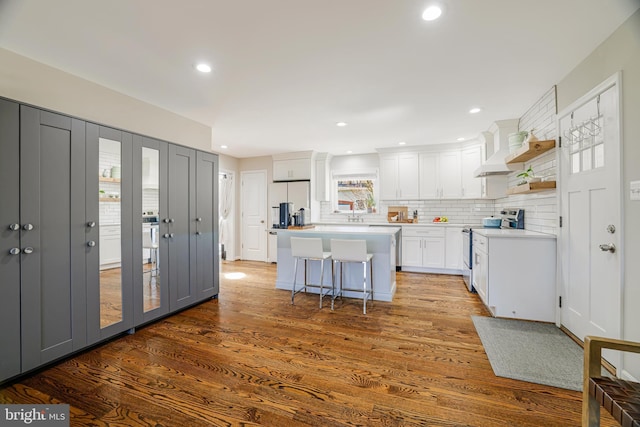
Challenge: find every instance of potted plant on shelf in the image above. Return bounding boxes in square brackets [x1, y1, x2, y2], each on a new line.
[516, 165, 541, 186]
[366, 194, 376, 213]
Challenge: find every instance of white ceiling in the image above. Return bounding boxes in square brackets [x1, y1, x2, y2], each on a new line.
[0, 0, 638, 158]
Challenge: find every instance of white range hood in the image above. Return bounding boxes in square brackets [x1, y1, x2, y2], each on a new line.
[473, 119, 524, 177]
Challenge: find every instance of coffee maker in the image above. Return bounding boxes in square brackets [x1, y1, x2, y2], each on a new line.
[279, 202, 293, 228]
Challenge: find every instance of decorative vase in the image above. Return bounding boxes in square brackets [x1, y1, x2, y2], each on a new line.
[508, 131, 528, 153]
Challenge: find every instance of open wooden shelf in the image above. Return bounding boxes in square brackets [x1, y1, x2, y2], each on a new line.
[506, 181, 556, 195]
[99, 177, 121, 183]
[505, 139, 556, 164]
[99, 197, 121, 202]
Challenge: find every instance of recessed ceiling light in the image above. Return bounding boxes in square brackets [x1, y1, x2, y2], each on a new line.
[398, 141, 406, 145]
[336, 122, 348, 127]
[346, 150, 353, 154]
[422, 5, 442, 21]
[469, 107, 482, 114]
[221, 145, 228, 149]
[195, 63, 212, 73]
[457, 137, 465, 141]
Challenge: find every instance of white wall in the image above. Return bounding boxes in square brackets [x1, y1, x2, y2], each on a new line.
[0, 48, 212, 151]
[556, 9, 640, 380]
[495, 87, 559, 235]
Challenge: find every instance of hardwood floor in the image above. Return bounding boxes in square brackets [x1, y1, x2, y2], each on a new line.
[0, 261, 616, 426]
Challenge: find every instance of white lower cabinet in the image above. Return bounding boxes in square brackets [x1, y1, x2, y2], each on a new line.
[99, 225, 121, 269]
[472, 234, 489, 304]
[401, 227, 445, 269]
[472, 231, 556, 322]
[445, 227, 463, 269]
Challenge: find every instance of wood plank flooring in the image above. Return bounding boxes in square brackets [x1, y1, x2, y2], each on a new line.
[0, 261, 616, 426]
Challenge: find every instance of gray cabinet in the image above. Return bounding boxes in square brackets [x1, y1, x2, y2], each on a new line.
[133, 136, 170, 325]
[20, 105, 88, 372]
[168, 144, 197, 310]
[196, 151, 219, 299]
[0, 98, 219, 384]
[86, 124, 135, 345]
[0, 99, 21, 381]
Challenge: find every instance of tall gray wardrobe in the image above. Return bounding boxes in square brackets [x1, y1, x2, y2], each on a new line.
[0, 97, 220, 384]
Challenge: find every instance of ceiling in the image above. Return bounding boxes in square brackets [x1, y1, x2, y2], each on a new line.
[0, 0, 638, 158]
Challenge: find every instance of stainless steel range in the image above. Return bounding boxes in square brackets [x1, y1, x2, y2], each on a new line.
[461, 208, 525, 292]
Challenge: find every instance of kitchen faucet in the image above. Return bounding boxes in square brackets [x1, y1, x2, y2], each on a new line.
[347, 208, 364, 222]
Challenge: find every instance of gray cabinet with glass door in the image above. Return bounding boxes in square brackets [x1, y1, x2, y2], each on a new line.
[86, 124, 135, 345]
[132, 135, 170, 325]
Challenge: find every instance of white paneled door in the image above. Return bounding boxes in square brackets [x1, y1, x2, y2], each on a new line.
[241, 170, 267, 261]
[558, 73, 622, 369]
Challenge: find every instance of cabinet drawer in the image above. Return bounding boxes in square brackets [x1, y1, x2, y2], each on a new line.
[402, 226, 445, 238]
[473, 234, 488, 251]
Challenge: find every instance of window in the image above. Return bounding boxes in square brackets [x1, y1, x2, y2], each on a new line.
[332, 171, 378, 213]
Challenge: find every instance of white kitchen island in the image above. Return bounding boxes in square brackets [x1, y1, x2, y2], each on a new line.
[275, 225, 401, 302]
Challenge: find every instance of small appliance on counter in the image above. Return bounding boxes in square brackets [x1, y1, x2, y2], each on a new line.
[500, 208, 525, 229]
[292, 208, 306, 227]
[482, 217, 502, 228]
[279, 202, 293, 229]
[271, 206, 280, 228]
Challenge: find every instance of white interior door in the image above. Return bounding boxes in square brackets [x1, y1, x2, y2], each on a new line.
[241, 170, 267, 261]
[558, 74, 622, 367]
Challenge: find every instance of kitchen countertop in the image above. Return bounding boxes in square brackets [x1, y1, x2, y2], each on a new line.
[472, 228, 556, 239]
[274, 225, 401, 235]
[313, 221, 478, 228]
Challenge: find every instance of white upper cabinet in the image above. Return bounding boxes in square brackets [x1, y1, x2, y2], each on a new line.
[314, 153, 331, 201]
[418, 151, 461, 199]
[379, 152, 419, 200]
[272, 151, 314, 182]
[418, 153, 438, 199]
[461, 145, 483, 198]
[439, 150, 462, 198]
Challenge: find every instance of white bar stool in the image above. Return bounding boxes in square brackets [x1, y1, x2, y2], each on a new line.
[143, 228, 159, 285]
[330, 239, 373, 314]
[290, 237, 333, 308]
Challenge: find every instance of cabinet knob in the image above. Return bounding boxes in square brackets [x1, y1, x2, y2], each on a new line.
[599, 243, 616, 253]
[196, 231, 202, 236]
[196, 217, 202, 222]
[163, 233, 170, 239]
[23, 223, 34, 231]
[87, 241, 96, 247]
[169, 218, 175, 223]
[169, 233, 175, 238]
[9, 248, 20, 255]
[8, 223, 20, 231]
[87, 221, 96, 228]
[163, 218, 170, 224]
[23, 247, 34, 254]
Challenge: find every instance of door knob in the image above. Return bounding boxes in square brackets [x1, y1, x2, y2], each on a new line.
[87, 241, 96, 247]
[8, 223, 20, 231]
[23, 223, 34, 231]
[599, 243, 616, 253]
[23, 247, 34, 254]
[9, 248, 20, 255]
